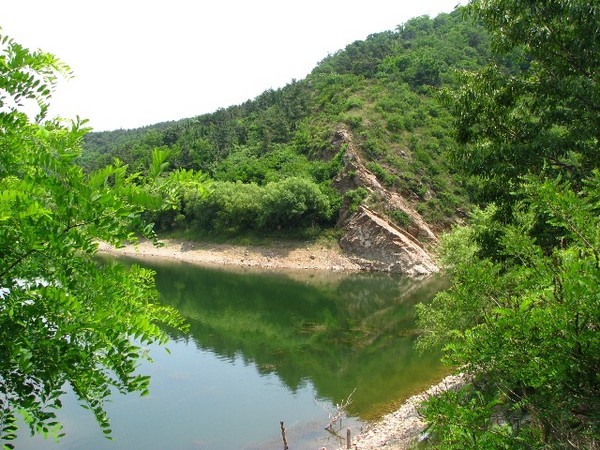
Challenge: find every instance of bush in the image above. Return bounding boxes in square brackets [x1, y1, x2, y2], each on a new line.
[260, 177, 333, 230]
[185, 181, 262, 231]
[388, 208, 412, 228]
[184, 178, 334, 233]
[366, 161, 399, 187]
[343, 114, 363, 130]
[363, 136, 386, 159]
[385, 114, 405, 132]
[344, 187, 369, 212]
[344, 95, 364, 110]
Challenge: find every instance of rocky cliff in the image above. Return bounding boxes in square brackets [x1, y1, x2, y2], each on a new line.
[332, 127, 439, 276]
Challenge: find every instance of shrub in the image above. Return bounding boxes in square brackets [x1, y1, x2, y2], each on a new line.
[389, 208, 412, 228]
[185, 178, 334, 233]
[344, 187, 369, 212]
[185, 181, 262, 231]
[260, 177, 333, 229]
[366, 161, 399, 187]
[385, 114, 405, 132]
[344, 95, 364, 110]
[343, 114, 363, 130]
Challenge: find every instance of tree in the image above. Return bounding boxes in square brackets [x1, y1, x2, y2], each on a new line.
[0, 33, 187, 445]
[417, 1, 599, 448]
[444, 0, 599, 212]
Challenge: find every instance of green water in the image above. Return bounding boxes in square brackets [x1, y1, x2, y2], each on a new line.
[15, 259, 447, 450]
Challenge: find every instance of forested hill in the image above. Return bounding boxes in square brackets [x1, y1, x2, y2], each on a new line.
[82, 8, 495, 235]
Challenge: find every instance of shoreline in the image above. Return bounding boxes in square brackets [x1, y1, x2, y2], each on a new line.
[352, 373, 466, 449]
[97, 238, 363, 272]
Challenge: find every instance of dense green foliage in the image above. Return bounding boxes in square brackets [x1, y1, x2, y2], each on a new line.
[181, 177, 336, 233]
[417, 1, 599, 448]
[82, 9, 495, 234]
[0, 34, 197, 445]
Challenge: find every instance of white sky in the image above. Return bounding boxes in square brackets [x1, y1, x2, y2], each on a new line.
[2, 0, 464, 131]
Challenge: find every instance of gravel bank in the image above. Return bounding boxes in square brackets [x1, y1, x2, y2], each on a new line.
[352, 374, 466, 449]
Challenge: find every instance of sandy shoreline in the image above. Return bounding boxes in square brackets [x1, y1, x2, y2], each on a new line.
[97, 238, 363, 272]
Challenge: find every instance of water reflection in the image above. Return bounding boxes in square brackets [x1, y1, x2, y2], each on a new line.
[15, 258, 448, 449]
[149, 260, 447, 419]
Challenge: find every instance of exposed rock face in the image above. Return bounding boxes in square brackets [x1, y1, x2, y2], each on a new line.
[339, 206, 438, 277]
[332, 127, 439, 276]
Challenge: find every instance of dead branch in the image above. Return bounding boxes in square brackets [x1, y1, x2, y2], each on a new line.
[315, 388, 357, 432]
[280, 421, 289, 450]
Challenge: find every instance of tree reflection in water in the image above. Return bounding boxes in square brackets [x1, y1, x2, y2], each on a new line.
[147, 260, 448, 420]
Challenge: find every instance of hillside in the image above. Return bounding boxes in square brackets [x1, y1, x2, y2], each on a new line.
[82, 8, 495, 275]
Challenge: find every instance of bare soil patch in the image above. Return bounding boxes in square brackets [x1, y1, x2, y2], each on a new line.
[97, 238, 362, 272]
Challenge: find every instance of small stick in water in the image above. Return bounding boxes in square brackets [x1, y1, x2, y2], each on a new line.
[280, 421, 289, 450]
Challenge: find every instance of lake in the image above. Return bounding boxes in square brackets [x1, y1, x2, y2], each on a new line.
[15, 258, 447, 449]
